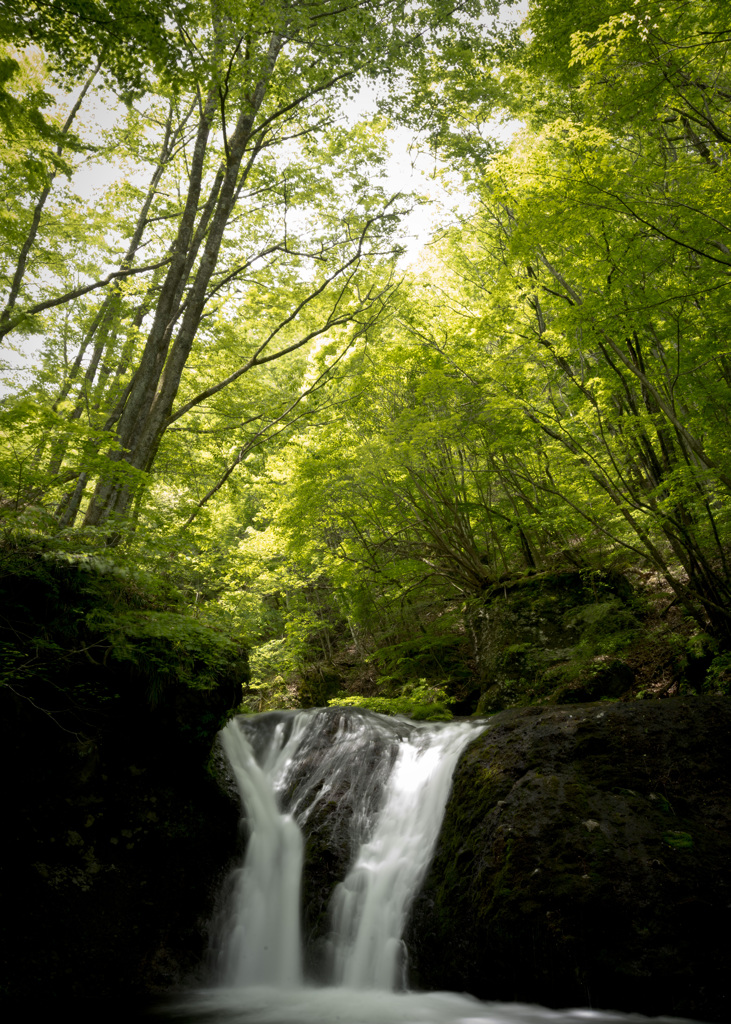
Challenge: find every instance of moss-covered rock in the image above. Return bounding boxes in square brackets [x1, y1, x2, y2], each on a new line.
[473, 571, 640, 713]
[406, 695, 731, 1023]
[0, 543, 248, 743]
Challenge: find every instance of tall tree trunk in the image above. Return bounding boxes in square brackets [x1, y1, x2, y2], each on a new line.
[83, 33, 285, 528]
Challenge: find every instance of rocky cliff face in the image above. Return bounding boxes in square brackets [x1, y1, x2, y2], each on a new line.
[406, 696, 731, 1024]
[1, 679, 242, 1005]
[0, 547, 244, 1005]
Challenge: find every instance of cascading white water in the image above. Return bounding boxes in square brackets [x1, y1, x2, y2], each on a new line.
[216, 707, 469, 989]
[169, 707, 703, 1024]
[329, 721, 481, 989]
[217, 712, 314, 986]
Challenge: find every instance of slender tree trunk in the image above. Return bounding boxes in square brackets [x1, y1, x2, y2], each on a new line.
[47, 105, 184, 514]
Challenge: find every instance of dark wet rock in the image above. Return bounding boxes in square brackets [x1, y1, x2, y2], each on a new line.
[0, 549, 244, 1002]
[406, 695, 731, 1023]
[283, 708, 403, 978]
[1, 684, 242, 1001]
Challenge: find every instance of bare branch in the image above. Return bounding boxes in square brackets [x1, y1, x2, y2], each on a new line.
[0, 256, 173, 342]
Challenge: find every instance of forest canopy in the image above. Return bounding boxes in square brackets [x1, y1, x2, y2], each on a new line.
[2, 0, 730, 713]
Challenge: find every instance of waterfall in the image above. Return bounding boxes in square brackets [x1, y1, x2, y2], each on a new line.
[217, 712, 311, 986]
[215, 707, 477, 990]
[329, 721, 481, 989]
[166, 706, 700, 1024]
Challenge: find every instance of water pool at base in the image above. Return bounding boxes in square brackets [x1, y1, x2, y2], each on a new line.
[156, 987, 706, 1024]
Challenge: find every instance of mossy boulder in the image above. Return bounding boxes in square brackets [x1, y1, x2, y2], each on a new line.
[0, 544, 248, 745]
[406, 695, 731, 1023]
[473, 571, 640, 713]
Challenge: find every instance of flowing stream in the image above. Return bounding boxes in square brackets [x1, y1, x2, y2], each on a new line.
[166, 707, 701, 1024]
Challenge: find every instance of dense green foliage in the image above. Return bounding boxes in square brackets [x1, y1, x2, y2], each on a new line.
[2, 0, 730, 715]
[0, 537, 246, 741]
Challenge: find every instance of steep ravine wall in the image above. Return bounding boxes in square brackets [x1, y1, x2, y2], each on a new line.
[1, 681, 242, 1004]
[0, 549, 244, 1005]
[406, 696, 731, 1024]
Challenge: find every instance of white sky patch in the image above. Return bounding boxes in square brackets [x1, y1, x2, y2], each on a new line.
[71, 92, 127, 201]
[341, 81, 521, 270]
